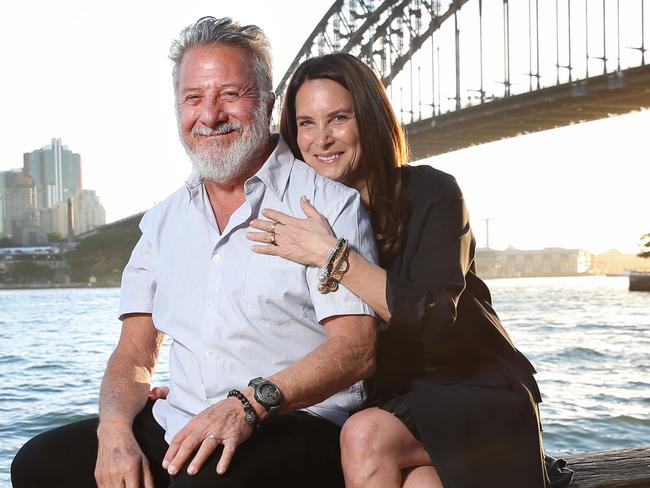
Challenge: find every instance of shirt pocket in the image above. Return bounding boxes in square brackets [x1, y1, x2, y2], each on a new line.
[244, 254, 310, 326]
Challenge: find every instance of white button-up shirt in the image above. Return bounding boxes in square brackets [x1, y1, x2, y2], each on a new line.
[119, 136, 377, 442]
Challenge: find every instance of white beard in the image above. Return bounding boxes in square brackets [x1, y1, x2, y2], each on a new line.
[181, 105, 269, 183]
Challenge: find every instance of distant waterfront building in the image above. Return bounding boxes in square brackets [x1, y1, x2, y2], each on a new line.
[23, 138, 82, 209]
[476, 247, 592, 279]
[0, 170, 37, 243]
[72, 189, 106, 234]
[0, 139, 106, 243]
[0, 246, 69, 284]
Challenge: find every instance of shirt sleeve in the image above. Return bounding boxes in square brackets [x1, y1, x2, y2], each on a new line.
[308, 190, 378, 323]
[384, 172, 473, 354]
[118, 211, 157, 320]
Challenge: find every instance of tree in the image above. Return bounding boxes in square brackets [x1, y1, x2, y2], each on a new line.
[0, 236, 13, 248]
[639, 233, 650, 259]
[67, 219, 142, 283]
[47, 232, 66, 243]
[11, 261, 54, 284]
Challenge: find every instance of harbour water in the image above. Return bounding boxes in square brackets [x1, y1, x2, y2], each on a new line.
[1, 276, 649, 486]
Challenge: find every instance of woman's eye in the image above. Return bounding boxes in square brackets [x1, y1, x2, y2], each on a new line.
[298, 120, 313, 127]
[332, 114, 348, 122]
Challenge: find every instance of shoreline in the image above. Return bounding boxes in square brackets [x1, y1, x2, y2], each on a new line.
[0, 282, 120, 290]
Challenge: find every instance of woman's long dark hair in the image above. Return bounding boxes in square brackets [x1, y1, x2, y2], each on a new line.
[279, 53, 410, 261]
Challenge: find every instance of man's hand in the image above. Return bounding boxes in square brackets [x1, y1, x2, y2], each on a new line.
[163, 396, 255, 477]
[95, 424, 154, 488]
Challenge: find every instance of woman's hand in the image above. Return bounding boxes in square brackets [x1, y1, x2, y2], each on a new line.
[248, 196, 338, 267]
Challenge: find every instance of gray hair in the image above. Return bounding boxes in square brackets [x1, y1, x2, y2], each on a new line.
[170, 16, 273, 103]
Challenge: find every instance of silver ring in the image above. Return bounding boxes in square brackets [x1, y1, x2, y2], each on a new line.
[206, 434, 220, 442]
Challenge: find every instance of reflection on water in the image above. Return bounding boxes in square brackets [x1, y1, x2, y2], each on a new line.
[1, 276, 648, 485]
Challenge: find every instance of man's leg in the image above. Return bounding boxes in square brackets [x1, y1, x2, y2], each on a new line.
[170, 411, 344, 488]
[11, 401, 169, 488]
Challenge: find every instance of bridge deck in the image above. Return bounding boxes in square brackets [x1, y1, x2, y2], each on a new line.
[406, 64, 650, 160]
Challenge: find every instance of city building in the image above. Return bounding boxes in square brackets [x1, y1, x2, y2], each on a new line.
[0, 139, 105, 244]
[23, 138, 82, 209]
[0, 170, 37, 242]
[72, 189, 106, 234]
[0, 246, 69, 284]
[476, 247, 592, 279]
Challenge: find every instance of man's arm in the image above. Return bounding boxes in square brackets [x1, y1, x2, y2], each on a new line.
[264, 314, 376, 412]
[94, 313, 164, 488]
[163, 314, 376, 477]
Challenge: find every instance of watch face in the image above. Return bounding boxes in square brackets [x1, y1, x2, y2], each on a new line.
[259, 383, 281, 404]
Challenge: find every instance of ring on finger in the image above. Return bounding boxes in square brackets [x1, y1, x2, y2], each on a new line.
[206, 433, 221, 443]
[270, 222, 277, 234]
[269, 232, 277, 245]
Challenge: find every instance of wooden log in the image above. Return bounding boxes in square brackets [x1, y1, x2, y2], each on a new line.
[560, 446, 650, 487]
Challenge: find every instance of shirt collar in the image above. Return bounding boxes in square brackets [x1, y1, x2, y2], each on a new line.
[251, 134, 294, 200]
[183, 134, 295, 201]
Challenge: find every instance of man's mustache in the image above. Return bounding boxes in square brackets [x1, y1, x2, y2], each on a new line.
[191, 122, 242, 137]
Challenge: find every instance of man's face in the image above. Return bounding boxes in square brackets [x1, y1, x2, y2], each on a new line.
[176, 44, 268, 182]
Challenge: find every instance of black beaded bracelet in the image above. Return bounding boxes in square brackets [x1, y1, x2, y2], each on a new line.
[227, 389, 259, 427]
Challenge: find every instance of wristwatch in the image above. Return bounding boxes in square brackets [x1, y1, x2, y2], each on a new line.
[248, 377, 283, 419]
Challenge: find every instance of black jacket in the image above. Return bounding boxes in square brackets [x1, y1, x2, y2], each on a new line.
[375, 164, 541, 402]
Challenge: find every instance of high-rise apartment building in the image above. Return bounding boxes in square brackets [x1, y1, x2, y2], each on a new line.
[73, 189, 106, 234]
[23, 138, 82, 209]
[1, 139, 105, 244]
[0, 170, 37, 241]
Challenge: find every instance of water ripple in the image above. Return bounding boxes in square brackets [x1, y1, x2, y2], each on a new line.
[1, 278, 649, 485]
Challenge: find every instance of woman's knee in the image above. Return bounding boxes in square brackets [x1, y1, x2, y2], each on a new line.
[340, 408, 395, 460]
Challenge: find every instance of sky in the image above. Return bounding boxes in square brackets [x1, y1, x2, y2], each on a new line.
[0, 0, 648, 254]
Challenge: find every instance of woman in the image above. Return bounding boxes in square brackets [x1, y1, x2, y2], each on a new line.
[247, 53, 550, 488]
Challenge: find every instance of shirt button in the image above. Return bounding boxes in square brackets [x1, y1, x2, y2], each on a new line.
[212, 254, 221, 263]
[207, 302, 215, 310]
[205, 350, 215, 360]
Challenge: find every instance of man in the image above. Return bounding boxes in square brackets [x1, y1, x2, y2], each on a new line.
[11, 17, 377, 488]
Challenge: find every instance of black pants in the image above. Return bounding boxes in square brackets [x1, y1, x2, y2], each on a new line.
[11, 402, 344, 488]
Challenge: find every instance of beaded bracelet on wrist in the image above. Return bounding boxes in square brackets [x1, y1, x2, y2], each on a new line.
[318, 238, 350, 294]
[227, 389, 259, 427]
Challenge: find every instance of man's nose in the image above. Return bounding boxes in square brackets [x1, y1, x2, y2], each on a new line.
[199, 97, 228, 127]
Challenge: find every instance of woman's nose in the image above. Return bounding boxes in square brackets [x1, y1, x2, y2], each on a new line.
[315, 124, 334, 148]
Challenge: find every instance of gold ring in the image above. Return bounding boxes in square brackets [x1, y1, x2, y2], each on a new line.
[270, 232, 277, 245]
[270, 222, 277, 234]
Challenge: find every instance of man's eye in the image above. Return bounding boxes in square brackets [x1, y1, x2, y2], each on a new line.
[184, 95, 200, 104]
[221, 91, 240, 101]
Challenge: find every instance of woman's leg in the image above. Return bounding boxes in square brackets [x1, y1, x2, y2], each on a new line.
[340, 407, 442, 488]
[402, 466, 443, 488]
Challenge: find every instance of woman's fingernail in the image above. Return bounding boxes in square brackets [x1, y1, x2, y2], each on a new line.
[187, 465, 197, 475]
[162, 460, 169, 469]
[168, 464, 177, 475]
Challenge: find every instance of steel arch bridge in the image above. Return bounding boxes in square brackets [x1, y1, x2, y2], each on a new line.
[275, 0, 650, 160]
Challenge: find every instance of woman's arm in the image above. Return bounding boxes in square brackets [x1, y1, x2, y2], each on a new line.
[248, 196, 393, 321]
[248, 171, 472, 343]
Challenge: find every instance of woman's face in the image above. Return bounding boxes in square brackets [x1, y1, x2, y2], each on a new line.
[294, 78, 362, 187]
